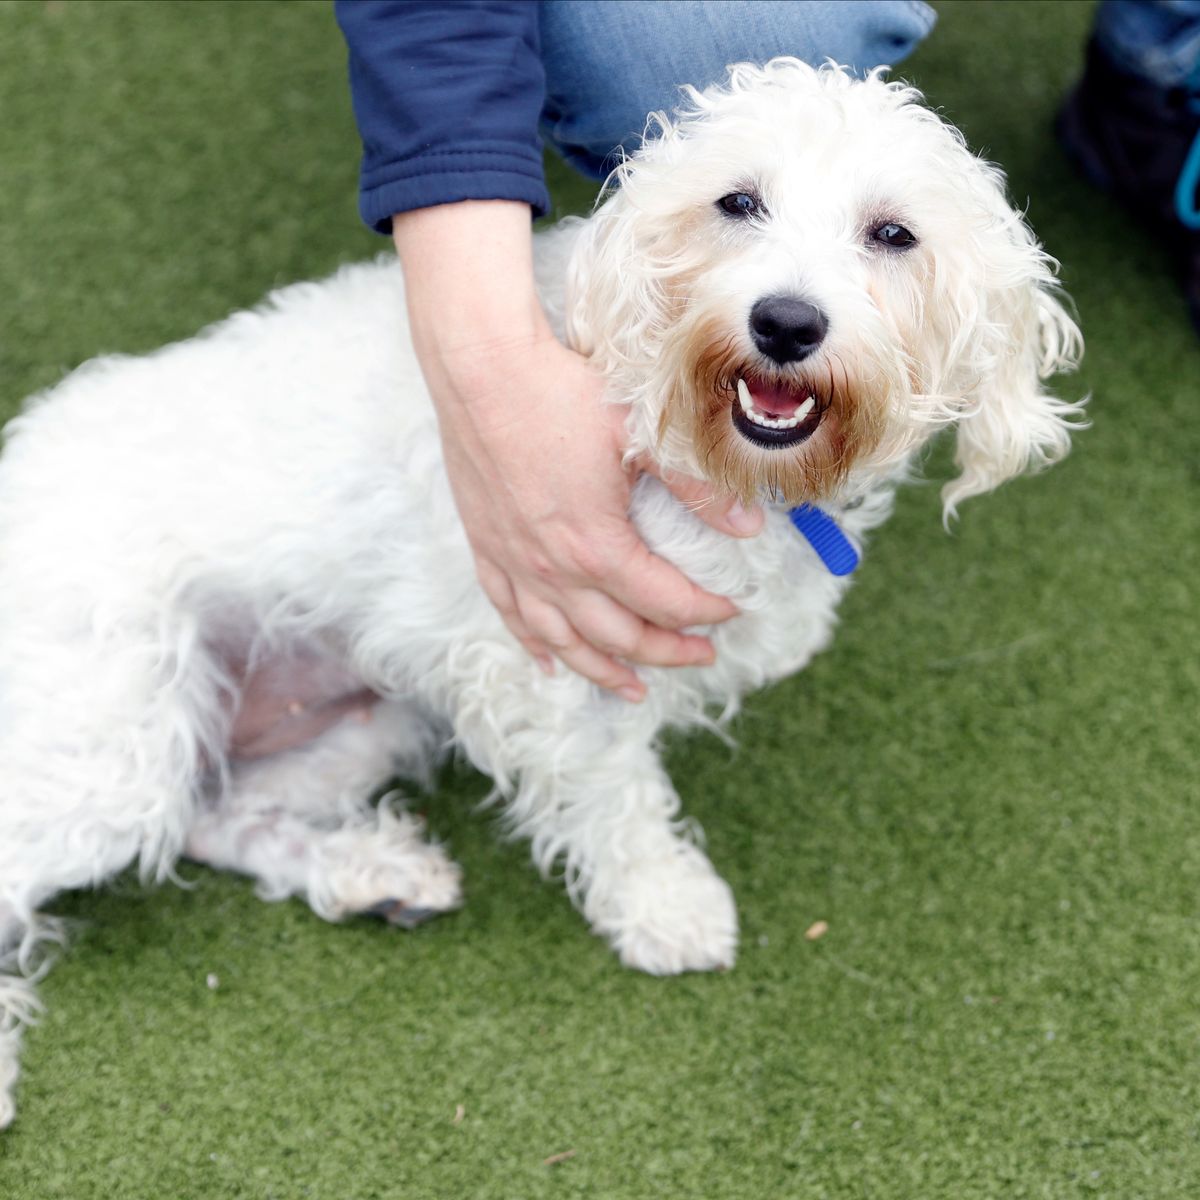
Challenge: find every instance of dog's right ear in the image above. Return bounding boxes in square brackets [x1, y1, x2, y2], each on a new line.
[564, 179, 665, 373]
[565, 105, 691, 371]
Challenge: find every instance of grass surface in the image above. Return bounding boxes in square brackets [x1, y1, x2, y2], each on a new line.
[1, 1, 1199, 1196]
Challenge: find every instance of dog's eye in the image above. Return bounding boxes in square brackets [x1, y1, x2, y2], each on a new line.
[717, 192, 763, 220]
[870, 221, 917, 250]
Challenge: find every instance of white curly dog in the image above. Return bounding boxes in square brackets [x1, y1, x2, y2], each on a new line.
[0, 61, 1083, 1127]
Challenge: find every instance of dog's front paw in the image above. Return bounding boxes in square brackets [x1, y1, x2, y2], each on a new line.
[589, 845, 738, 975]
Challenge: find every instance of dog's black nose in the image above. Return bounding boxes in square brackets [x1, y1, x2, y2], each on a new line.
[749, 296, 828, 364]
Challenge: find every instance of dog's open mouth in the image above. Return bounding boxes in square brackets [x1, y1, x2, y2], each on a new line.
[731, 376, 824, 448]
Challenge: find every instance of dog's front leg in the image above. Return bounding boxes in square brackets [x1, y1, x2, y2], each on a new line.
[456, 691, 738, 974]
[564, 746, 738, 975]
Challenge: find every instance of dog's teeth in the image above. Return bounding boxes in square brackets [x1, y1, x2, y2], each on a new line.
[736, 377, 754, 414]
[737, 379, 818, 431]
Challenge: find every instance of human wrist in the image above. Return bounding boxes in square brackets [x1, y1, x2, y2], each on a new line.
[393, 200, 546, 349]
[393, 201, 569, 410]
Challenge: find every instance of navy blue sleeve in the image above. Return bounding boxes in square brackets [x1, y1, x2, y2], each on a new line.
[335, 0, 550, 234]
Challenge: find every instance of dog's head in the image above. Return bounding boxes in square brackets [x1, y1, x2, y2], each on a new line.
[566, 59, 1084, 516]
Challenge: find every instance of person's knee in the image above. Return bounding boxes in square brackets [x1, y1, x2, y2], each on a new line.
[539, 0, 936, 175]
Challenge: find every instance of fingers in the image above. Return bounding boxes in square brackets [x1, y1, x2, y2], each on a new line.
[516, 595, 645, 699]
[605, 539, 739, 631]
[520, 586, 720, 698]
[476, 558, 555, 675]
[636, 457, 764, 538]
[554, 641, 646, 703]
[483, 560, 720, 697]
[501, 521, 737, 684]
[481, 556, 641, 694]
[568, 590, 716, 669]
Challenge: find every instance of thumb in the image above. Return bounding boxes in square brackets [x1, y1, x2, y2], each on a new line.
[636, 457, 764, 538]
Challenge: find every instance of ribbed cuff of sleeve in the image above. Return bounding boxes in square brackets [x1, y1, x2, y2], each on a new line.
[360, 145, 550, 234]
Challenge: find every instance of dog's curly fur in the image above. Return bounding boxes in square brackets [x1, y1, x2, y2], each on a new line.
[0, 60, 1083, 1128]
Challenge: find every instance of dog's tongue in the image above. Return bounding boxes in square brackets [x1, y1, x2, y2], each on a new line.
[748, 379, 807, 419]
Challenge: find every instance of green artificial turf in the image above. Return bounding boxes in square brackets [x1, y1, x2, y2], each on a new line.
[1, 1, 1198, 1196]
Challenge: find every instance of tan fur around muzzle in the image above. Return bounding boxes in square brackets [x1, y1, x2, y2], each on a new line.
[661, 316, 892, 505]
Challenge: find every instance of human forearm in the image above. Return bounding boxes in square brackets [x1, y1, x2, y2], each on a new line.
[393, 200, 548, 371]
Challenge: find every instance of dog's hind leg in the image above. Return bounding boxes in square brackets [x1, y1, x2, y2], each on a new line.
[185, 700, 461, 926]
[0, 606, 223, 1128]
[0, 909, 31, 1131]
[0, 908, 64, 1130]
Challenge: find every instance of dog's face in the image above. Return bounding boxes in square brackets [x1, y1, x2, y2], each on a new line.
[567, 60, 1083, 514]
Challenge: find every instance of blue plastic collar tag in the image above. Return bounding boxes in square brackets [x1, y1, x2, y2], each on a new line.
[788, 504, 860, 576]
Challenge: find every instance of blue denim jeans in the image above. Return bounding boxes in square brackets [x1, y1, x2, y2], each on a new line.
[1096, 0, 1200, 86]
[536, 0, 937, 178]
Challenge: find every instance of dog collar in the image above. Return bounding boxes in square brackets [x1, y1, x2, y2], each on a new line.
[787, 504, 860, 576]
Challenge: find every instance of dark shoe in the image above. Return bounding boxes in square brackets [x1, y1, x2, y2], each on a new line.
[1058, 37, 1200, 330]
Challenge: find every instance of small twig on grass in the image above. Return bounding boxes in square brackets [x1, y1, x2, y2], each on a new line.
[821, 952, 884, 988]
[543, 1149, 578, 1166]
[926, 631, 1045, 672]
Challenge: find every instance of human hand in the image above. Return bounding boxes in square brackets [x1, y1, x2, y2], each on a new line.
[394, 201, 763, 699]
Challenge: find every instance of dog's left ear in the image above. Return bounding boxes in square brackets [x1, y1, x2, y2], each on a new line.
[941, 206, 1086, 521]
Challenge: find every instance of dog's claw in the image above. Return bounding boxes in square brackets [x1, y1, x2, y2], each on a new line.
[363, 899, 441, 929]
